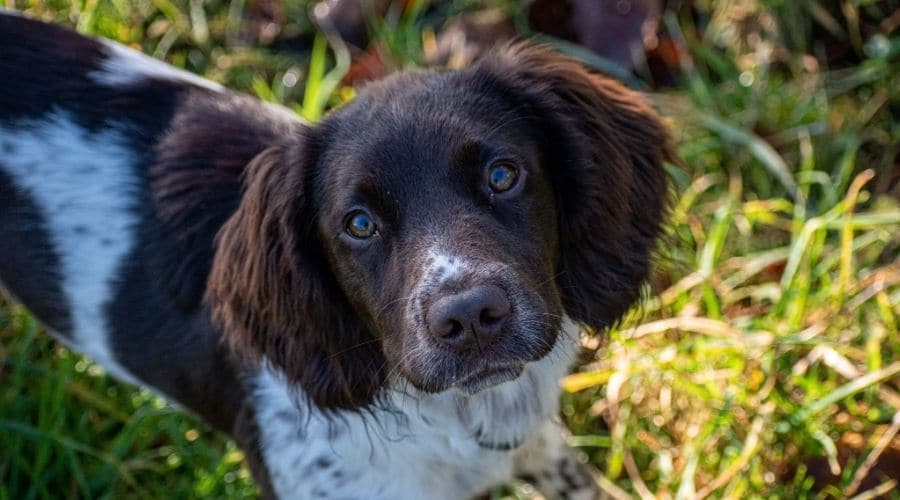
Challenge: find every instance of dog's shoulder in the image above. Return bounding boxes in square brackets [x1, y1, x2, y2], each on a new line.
[0, 10, 306, 314]
[147, 91, 304, 310]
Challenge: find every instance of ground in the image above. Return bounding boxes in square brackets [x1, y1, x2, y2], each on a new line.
[1, 1, 898, 498]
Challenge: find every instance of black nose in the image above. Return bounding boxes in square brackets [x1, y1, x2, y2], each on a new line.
[427, 285, 511, 351]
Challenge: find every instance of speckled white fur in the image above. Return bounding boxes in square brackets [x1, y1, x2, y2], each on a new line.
[405, 247, 482, 342]
[0, 112, 140, 384]
[253, 317, 582, 499]
[427, 251, 467, 284]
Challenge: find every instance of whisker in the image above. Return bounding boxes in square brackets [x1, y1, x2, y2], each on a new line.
[375, 294, 416, 319]
[327, 337, 383, 359]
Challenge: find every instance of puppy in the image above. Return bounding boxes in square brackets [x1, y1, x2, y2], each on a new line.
[0, 10, 671, 499]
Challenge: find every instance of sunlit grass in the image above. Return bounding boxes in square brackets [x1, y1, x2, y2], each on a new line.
[1, 0, 897, 498]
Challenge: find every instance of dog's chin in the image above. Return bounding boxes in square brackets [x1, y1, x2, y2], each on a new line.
[452, 364, 524, 395]
[401, 363, 526, 395]
[402, 343, 555, 396]
[399, 323, 560, 395]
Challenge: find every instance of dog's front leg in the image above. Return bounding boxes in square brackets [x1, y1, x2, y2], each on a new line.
[513, 419, 599, 500]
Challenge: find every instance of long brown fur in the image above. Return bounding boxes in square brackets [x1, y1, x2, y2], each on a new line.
[479, 43, 673, 330]
[207, 140, 385, 410]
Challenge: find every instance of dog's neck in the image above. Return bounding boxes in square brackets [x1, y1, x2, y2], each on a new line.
[250, 318, 579, 499]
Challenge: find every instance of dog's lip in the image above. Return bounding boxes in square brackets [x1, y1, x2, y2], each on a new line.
[454, 364, 524, 395]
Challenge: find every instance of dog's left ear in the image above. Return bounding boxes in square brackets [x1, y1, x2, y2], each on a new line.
[477, 43, 673, 330]
[207, 136, 385, 410]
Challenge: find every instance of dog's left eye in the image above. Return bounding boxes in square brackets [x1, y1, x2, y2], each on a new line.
[487, 162, 519, 193]
[346, 211, 377, 239]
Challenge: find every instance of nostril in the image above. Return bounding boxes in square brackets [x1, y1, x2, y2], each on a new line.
[442, 320, 464, 340]
[480, 304, 508, 327]
[478, 287, 511, 332]
[429, 314, 462, 339]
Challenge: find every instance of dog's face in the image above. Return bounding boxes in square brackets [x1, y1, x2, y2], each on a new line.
[314, 77, 563, 394]
[208, 44, 671, 410]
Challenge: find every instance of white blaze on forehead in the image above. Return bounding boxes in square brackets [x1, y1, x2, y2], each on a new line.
[407, 248, 474, 331]
[90, 38, 224, 92]
[427, 250, 465, 284]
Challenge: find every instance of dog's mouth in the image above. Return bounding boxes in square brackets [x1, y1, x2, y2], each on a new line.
[399, 285, 561, 395]
[454, 364, 524, 395]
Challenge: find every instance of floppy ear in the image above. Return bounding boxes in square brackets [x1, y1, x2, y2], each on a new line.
[478, 43, 673, 330]
[206, 137, 385, 410]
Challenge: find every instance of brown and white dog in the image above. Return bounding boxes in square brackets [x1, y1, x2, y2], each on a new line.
[0, 10, 671, 499]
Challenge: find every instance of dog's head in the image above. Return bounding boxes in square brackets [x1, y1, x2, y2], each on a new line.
[207, 44, 671, 410]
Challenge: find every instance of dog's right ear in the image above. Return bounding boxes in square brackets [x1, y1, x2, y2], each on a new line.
[475, 43, 673, 331]
[207, 135, 385, 410]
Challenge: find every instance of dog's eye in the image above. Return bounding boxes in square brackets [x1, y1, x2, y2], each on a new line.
[346, 211, 377, 239]
[487, 162, 519, 193]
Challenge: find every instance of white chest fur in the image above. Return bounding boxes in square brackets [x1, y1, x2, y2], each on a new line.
[252, 319, 579, 500]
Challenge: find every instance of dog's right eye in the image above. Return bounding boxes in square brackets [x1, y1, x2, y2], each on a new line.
[345, 211, 377, 239]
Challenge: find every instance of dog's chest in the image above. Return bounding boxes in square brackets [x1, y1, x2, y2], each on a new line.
[251, 328, 577, 499]
[252, 369, 516, 499]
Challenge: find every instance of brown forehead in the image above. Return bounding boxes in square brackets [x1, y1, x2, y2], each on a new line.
[312, 73, 545, 218]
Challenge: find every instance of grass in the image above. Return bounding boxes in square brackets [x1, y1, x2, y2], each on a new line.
[1, 0, 898, 498]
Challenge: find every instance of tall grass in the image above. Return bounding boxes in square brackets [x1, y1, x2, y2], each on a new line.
[1, 0, 897, 498]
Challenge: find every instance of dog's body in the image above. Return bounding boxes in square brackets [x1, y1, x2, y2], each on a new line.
[0, 11, 670, 499]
